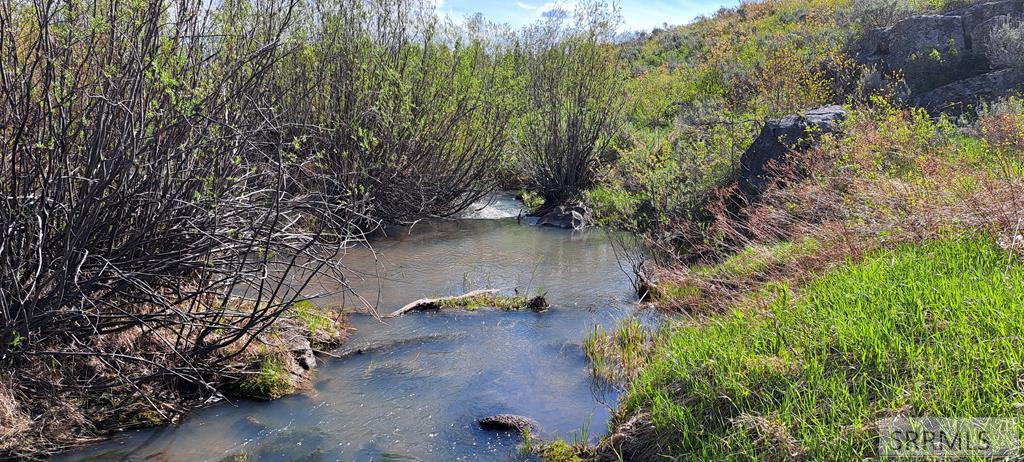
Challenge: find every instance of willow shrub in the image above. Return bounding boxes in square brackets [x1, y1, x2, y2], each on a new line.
[516, 3, 627, 208]
[0, 0, 351, 407]
[273, 0, 516, 224]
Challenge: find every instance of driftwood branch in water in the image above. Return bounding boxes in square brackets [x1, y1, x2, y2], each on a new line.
[385, 289, 549, 318]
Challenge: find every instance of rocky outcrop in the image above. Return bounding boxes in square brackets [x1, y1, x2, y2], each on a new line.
[856, 0, 1024, 112]
[478, 414, 540, 433]
[740, 105, 847, 194]
[888, 15, 968, 91]
[913, 67, 1024, 112]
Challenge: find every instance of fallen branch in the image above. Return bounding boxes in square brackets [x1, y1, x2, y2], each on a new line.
[386, 289, 549, 318]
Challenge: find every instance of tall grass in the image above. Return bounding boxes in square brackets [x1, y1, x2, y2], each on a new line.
[608, 236, 1024, 459]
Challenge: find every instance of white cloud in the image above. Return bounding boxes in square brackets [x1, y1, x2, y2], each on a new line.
[535, 1, 577, 18]
[516, 1, 536, 10]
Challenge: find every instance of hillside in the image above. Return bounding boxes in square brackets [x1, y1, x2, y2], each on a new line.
[554, 0, 1024, 460]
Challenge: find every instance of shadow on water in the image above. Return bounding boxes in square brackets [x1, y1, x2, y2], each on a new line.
[60, 196, 647, 462]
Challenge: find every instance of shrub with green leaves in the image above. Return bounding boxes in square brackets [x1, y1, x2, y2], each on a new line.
[516, 2, 627, 207]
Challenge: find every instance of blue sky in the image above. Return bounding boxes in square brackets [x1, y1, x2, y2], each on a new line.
[436, 1, 742, 31]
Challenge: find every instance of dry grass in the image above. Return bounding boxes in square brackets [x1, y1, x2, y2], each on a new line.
[0, 382, 32, 455]
[1, 300, 350, 459]
[646, 101, 1024, 313]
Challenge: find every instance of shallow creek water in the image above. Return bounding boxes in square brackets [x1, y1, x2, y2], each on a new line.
[60, 195, 642, 462]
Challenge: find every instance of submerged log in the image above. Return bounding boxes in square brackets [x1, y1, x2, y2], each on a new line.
[386, 289, 548, 318]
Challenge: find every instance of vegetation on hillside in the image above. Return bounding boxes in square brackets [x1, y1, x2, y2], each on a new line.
[585, 236, 1024, 460]
[563, 0, 1024, 459]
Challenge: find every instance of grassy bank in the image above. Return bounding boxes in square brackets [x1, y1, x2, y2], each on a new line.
[573, 236, 1024, 460]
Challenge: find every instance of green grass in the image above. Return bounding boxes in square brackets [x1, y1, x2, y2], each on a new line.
[619, 236, 1024, 459]
[292, 300, 330, 338]
[237, 356, 295, 400]
[694, 237, 822, 279]
[290, 300, 346, 349]
[583, 317, 658, 385]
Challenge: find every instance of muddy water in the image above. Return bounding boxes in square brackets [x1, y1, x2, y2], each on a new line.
[61, 196, 641, 462]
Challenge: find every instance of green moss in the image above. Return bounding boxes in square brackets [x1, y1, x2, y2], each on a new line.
[539, 440, 585, 462]
[435, 293, 547, 312]
[291, 300, 345, 348]
[620, 236, 1024, 459]
[237, 356, 294, 400]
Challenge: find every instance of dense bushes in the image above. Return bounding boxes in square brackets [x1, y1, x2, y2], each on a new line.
[0, 0, 639, 453]
[273, 0, 517, 223]
[0, 0, 362, 454]
[0, 0, 594, 455]
[517, 4, 626, 207]
[0, 0, 334, 371]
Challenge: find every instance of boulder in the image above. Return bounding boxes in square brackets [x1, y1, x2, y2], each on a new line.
[281, 325, 317, 372]
[478, 414, 540, 433]
[950, 0, 1024, 46]
[886, 15, 968, 92]
[913, 67, 1024, 114]
[537, 204, 589, 230]
[739, 105, 847, 194]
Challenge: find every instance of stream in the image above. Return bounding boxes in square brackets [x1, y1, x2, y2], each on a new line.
[60, 194, 643, 462]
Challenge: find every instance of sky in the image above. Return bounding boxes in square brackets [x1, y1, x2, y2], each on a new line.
[434, 0, 742, 32]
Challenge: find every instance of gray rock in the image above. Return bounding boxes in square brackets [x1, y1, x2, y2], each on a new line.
[740, 106, 847, 194]
[537, 204, 589, 230]
[853, 2, 1024, 113]
[886, 15, 968, 92]
[478, 414, 540, 433]
[913, 67, 1024, 114]
[283, 327, 317, 372]
[949, 0, 1023, 46]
